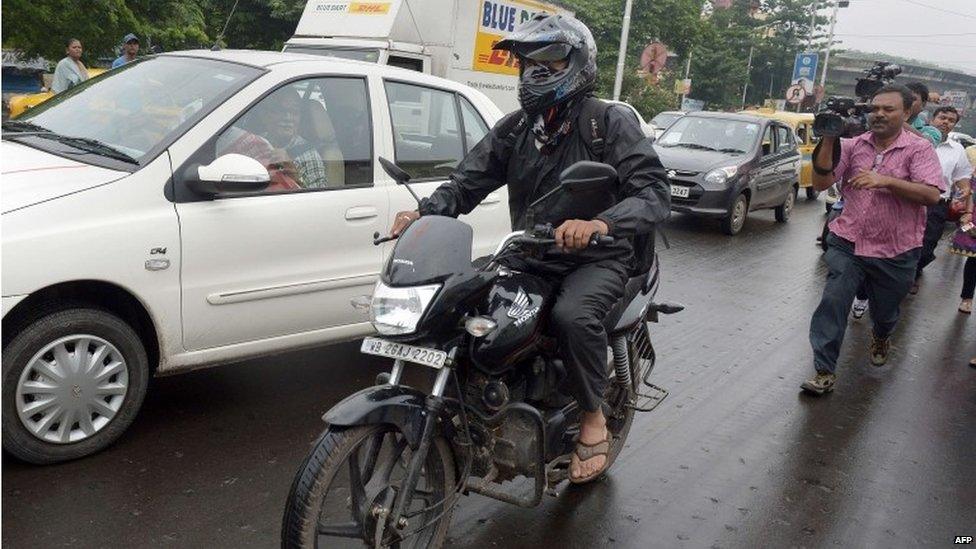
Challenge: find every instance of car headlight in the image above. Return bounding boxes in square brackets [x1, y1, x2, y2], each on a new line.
[703, 166, 739, 185]
[369, 281, 441, 335]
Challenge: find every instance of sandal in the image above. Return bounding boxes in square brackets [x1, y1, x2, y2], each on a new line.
[960, 300, 973, 314]
[569, 431, 612, 484]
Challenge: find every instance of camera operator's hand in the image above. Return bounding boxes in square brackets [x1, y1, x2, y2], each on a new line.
[390, 210, 420, 237]
[849, 169, 891, 190]
[555, 219, 609, 251]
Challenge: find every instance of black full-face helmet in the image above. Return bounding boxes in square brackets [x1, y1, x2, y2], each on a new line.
[493, 13, 598, 116]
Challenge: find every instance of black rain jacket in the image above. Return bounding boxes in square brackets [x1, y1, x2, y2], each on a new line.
[418, 102, 671, 275]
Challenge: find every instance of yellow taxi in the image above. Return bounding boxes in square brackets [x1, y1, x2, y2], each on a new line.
[740, 108, 820, 199]
[7, 67, 107, 118]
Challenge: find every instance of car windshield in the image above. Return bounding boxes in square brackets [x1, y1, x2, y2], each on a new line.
[282, 46, 381, 63]
[651, 112, 681, 128]
[11, 56, 262, 164]
[657, 117, 759, 154]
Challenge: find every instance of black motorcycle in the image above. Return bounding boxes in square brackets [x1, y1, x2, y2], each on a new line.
[281, 158, 682, 548]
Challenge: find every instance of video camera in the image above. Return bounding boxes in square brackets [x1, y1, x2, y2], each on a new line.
[812, 61, 902, 138]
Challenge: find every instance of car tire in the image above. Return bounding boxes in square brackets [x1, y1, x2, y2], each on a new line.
[721, 193, 749, 236]
[775, 186, 797, 223]
[806, 187, 820, 200]
[2, 308, 149, 464]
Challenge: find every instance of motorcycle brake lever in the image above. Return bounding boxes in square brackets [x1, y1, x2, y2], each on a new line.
[373, 232, 398, 246]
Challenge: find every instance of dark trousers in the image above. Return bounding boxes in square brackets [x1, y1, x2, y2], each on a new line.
[963, 257, 976, 300]
[810, 233, 920, 374]
[916, 200, 949, 278]
[548, 260, 629, 412]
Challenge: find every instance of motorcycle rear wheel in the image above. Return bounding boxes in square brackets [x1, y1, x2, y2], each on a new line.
[282, 424, 455, 549]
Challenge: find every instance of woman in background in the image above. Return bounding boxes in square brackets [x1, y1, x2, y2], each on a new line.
[51, 38, 89, 93]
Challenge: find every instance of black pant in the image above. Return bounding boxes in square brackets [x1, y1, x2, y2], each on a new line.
[916, 200, 949, 278]
[963, 257, 976, 300]
[810, 234, 920, 374]
[547, 260, 629, 412]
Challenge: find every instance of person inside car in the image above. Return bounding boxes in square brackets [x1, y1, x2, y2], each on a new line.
[217, 87, 328, 191]
[388, 14, 670, 484]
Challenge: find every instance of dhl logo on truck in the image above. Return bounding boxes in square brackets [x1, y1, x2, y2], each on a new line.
[313, 1, 390, 14]
[350, 2, 390, 14]
[474, 0, 564, 76]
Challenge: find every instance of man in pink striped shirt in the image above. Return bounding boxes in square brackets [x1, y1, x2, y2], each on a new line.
[801, 84, 943, 395]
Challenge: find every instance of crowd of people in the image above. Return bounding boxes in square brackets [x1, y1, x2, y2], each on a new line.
[802, 82, 976, 395]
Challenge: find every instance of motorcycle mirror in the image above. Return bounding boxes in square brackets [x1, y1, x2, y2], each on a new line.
[379, 156, 411, 184]
[559, 161, 618, 193]
[379, 156, 422, 207]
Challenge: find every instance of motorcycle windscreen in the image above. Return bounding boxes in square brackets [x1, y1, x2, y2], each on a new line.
[382, 215, 475, 286]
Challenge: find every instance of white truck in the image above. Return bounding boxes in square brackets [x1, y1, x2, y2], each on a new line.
[283, 0, 572, 113]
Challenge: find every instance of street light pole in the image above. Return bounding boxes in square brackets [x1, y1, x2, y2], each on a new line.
[741, 43, 754, 110]
[612, 0, 635, 101]
[818, 0, 840, 92]
[679, 50, 692, 109]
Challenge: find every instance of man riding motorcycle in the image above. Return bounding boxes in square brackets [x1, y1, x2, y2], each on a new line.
[389, 13, 670, 484]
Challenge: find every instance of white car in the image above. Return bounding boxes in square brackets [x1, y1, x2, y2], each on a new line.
[1, 50, 511, 464]
[605, 100, 656, 139]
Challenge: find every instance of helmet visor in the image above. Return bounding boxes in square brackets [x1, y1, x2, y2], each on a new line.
[512, 42, 573, 62]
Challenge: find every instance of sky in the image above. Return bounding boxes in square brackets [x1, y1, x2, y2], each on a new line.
[828, 0, 976, 75]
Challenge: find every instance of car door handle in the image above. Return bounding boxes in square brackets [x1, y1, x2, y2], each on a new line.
[482, 192, 502, 205]
[345, 207, 378, 220]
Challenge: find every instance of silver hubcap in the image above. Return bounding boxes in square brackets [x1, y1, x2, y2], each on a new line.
[732, 199, 746, 231]
[16, 335, 129, 444]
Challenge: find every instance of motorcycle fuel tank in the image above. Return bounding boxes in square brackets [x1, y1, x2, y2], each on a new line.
[471, 272, 554, 375]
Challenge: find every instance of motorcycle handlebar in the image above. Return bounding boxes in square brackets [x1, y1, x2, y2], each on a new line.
[530, 224, 615, 247]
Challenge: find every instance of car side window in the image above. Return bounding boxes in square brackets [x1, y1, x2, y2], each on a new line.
[761, 125, 774, 156]
[459, 95, 489, 153]
[385, 81, 464, 180]
[214, 77, 373, 194]
[775, 125, 794, 153]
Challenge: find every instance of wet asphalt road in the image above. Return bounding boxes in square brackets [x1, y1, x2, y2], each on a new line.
[4, 198, 975, 548]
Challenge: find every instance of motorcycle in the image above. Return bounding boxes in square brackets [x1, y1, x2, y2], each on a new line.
[281, 158, 682, 548]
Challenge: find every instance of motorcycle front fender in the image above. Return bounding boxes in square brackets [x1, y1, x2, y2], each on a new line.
[322, 385, 429, 448]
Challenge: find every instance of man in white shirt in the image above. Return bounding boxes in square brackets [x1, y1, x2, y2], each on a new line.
[915, 106, 973, 287]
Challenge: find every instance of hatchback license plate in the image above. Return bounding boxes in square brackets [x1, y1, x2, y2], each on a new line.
[671, 185, 690, 198]
[361, 337, 447, 369]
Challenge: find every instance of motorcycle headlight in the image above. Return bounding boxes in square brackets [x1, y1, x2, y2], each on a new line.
[703, 165, 739, 185]
[369, 281, 441, 335]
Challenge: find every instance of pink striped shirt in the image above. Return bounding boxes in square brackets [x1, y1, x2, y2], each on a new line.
[829, 129, 945, 258]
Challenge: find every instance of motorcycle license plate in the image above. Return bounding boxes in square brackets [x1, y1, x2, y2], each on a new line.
[361, 337, 447, 369]
[670, 185, 690, 198]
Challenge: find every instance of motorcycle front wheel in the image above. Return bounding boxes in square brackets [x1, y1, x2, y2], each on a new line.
[282, 424, 456, 549]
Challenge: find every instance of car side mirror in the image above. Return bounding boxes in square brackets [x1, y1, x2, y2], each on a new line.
[186, 154, 270, 196]
[559, 161, 618, 193]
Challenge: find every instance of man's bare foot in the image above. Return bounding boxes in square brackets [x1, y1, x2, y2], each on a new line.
[570, 409, 610, 482]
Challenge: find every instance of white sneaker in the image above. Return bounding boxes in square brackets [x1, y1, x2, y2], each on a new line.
[851, 298, 868, 319]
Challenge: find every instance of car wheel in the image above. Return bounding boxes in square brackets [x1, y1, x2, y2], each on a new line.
[806, 187, 820, 200]
[721, 193, 749, 236]
[2, 308, 149, 464]
[775, 186, 797, 223]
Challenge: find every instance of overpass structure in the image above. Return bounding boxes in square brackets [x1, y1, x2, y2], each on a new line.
[825, 51, 976, 134]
